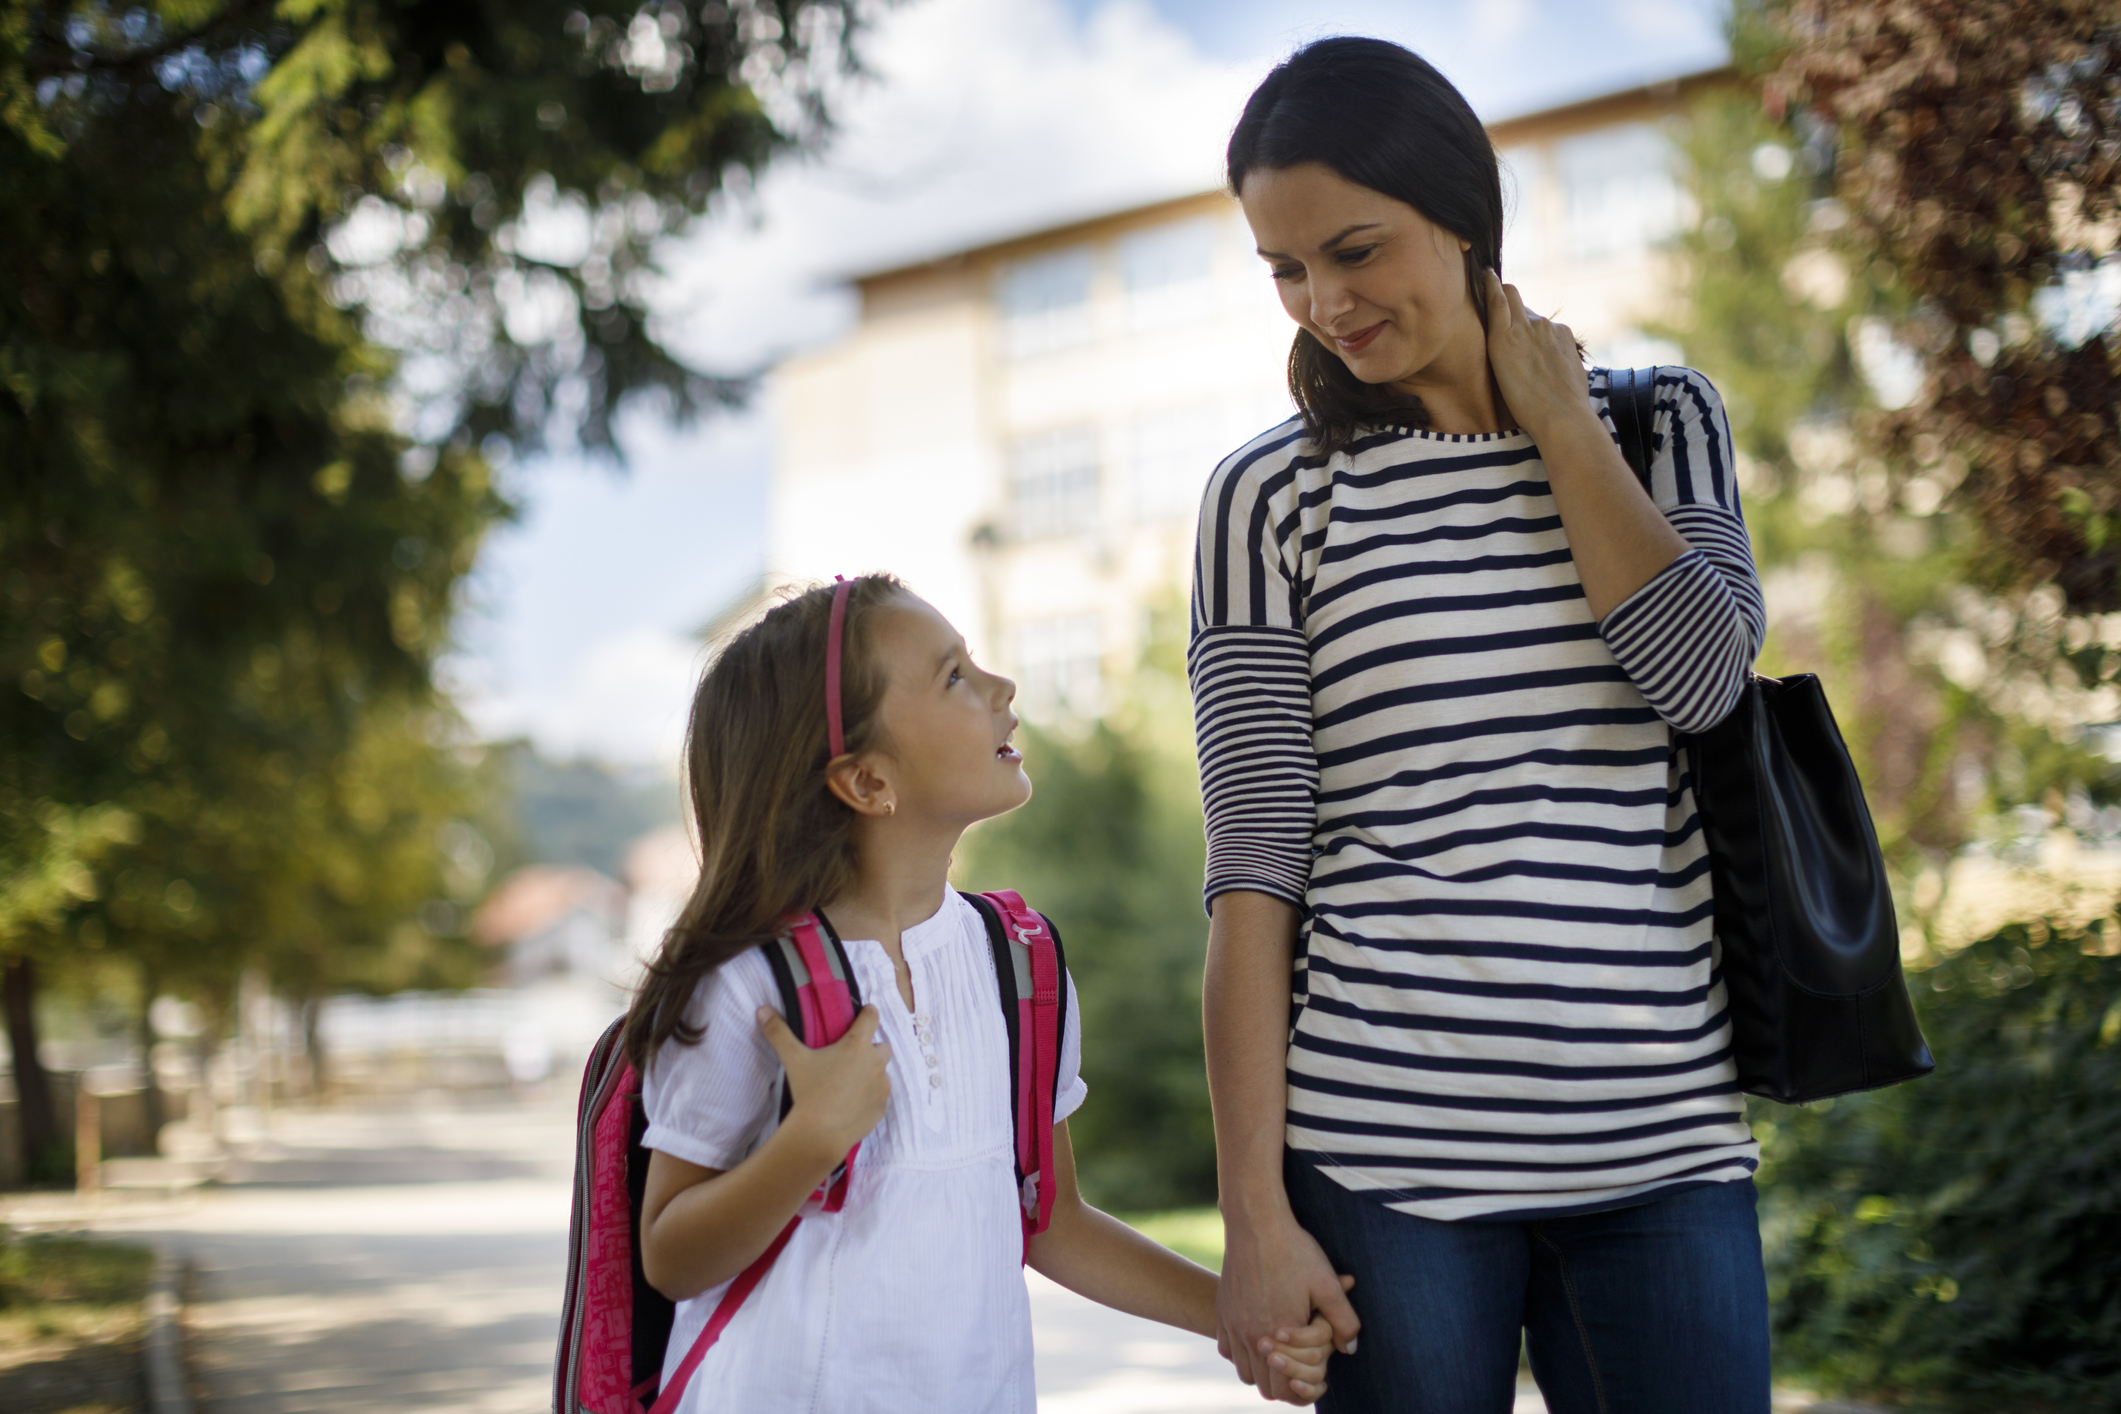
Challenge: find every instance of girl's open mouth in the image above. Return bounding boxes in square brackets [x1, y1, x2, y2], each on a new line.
[997, 743, 1021, 762]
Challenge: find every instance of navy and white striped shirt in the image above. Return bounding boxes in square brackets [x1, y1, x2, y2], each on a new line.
[1189, 367, 1763, 1221]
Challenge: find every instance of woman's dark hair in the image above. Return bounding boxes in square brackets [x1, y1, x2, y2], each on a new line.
[1227, 37, 1503, 456]
[622, 574, 902, 1069]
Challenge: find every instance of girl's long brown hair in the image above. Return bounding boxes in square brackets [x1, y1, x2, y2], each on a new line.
[623, 574, 901, 1070]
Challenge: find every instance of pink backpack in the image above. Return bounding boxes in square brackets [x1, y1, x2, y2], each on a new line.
[552, 890, 1068, 1414]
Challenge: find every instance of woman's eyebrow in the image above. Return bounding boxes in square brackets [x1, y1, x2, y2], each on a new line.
[1256, 222, 1384, 260]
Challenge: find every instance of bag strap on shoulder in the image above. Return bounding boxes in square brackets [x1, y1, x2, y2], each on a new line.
[1608, 365, 1659, 495]
[962, 889, 1067, 1257]
[646, 912, 862, 1414]
[764, 912, 861, 1212]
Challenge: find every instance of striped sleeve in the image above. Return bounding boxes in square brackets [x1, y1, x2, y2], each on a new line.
[1595, 369, 1766, 735]
[1188, 424, 1316, 910]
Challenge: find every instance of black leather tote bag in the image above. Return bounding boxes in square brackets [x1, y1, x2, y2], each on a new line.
[1608, 367, 1934, 1103]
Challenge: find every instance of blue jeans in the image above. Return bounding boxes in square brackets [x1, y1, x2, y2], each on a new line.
[1284, 1156, 1770, 1414]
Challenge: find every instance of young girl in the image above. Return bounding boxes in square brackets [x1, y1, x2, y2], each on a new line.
[621, 575, 1344, 1411]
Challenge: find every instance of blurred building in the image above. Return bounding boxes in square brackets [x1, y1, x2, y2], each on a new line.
[621, 824, 698, 970]
[764, 68, 1731, 722]
[472, 864, 630, 990]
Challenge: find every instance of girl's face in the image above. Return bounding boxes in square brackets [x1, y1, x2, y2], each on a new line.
[1239, 161, 1482, 393]
[863, 594, 1030, 825]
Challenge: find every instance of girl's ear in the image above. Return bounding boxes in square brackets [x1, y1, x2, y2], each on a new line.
[826, 756, 895, 817]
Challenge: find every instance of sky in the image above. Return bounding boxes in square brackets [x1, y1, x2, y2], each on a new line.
[451, 0, 1731, 768]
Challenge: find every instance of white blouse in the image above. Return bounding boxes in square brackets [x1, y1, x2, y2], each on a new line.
[641, 890, 1087, 1413]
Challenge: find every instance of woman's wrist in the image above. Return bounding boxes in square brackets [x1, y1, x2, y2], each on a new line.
[1535, 402, 1628, 474]
[1219, 1170, 1295, 1228]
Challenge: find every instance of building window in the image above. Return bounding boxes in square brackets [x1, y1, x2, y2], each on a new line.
[1554, 122, 1682, 263]
[1129, 404, 1223, 521]
[997, 247, 1095, 358]
[1121, 217, 1215, 331]
[1009, 614, 1103, 720]
[1009, 425, 1101, 538]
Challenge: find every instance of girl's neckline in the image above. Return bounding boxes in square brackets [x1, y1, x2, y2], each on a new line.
[829, 892, 958, 958]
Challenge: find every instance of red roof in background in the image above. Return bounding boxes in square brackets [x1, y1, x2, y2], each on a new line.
[472, 865, 626, 948]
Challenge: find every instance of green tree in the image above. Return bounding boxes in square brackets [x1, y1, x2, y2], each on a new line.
[959, 626, 1218, 1212]
[3, 0, 874, 1177]
[499, 740, 680, 878]
[1664, 13, 2121, 1402]
[1766, 1, 2121, 624]
[1755, 920, 2121, 1408]
[1658, 57, 2114, 922]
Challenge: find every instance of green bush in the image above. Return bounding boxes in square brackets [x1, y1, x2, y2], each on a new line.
[959, 699, 1216, 1213]
[1757, 920, 2121, 1410]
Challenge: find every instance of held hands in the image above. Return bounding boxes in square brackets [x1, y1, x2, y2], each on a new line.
[756, 1004, 891, 1161]
[1480, 268, 1599, 448]
[1216, 1209, 1360, 1405]
[1249, 1278, 1355, 1405]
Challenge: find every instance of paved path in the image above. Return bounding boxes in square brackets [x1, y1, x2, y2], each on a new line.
[31, 1093, 1443, 1414]
[18, 1094, 1842, 1413]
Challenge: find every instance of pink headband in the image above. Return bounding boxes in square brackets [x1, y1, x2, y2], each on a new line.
[825, 577, 852, 757]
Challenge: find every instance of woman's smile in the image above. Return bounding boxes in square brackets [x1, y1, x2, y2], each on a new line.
[1332, 320, 1387, 355]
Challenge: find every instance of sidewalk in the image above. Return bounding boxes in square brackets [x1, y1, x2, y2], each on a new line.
[4, 1094, 1862, 1413]
[7, 1093, 1321, 1413]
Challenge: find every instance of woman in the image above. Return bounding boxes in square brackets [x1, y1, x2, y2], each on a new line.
[1192, 38, 1771, 1414]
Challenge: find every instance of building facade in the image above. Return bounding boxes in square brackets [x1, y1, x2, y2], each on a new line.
[766, 71, 1728, 722]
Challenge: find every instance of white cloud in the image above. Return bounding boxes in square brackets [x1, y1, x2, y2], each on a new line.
[1473, 0, 1536, 42]
[650, 0, 1257, 374]
[464, 625, 706, 767]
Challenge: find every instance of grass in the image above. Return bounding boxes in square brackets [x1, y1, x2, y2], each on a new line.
[0, 1228, 155, 1414]
[1124, 1206, 1225, 1271]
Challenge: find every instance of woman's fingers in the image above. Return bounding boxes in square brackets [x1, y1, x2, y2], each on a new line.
[1502, 277, 1529, 329]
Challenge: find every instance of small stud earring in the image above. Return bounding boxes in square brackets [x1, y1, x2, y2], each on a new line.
[884, 800, 896, 815]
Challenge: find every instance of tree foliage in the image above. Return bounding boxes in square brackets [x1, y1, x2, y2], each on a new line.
[958, 640, 1217, 1212]
[2, 0, 876, 1176]
[1756, 920, 2121, 1409]
[1667, 19, 2121, 1403]
[6, 0, 869, 453]
[1766, 1, 2121, 620]
[1658, 52, 2116, 904]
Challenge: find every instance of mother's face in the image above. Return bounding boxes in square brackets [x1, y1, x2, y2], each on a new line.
[1239, 162, 1481, 392]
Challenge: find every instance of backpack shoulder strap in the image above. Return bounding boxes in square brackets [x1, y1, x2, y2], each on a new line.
[766, 911, 861, 1044]
[963, 890, 1024, 1100]
[760, 940, 808, 1049]
[763, 912, 863, 1213]
[964, 889, 1065, 1252]
[1607, 365, 1660, 495]
[643, 916, 864, 1414]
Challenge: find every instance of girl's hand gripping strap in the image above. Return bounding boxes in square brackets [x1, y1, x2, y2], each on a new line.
[645, 913, 860, 1414]
[980, 890, 1060, 1244]
[784, 913, 861, 1211]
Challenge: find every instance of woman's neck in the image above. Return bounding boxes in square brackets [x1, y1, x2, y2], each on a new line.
[1391, 316, 1510, 435]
